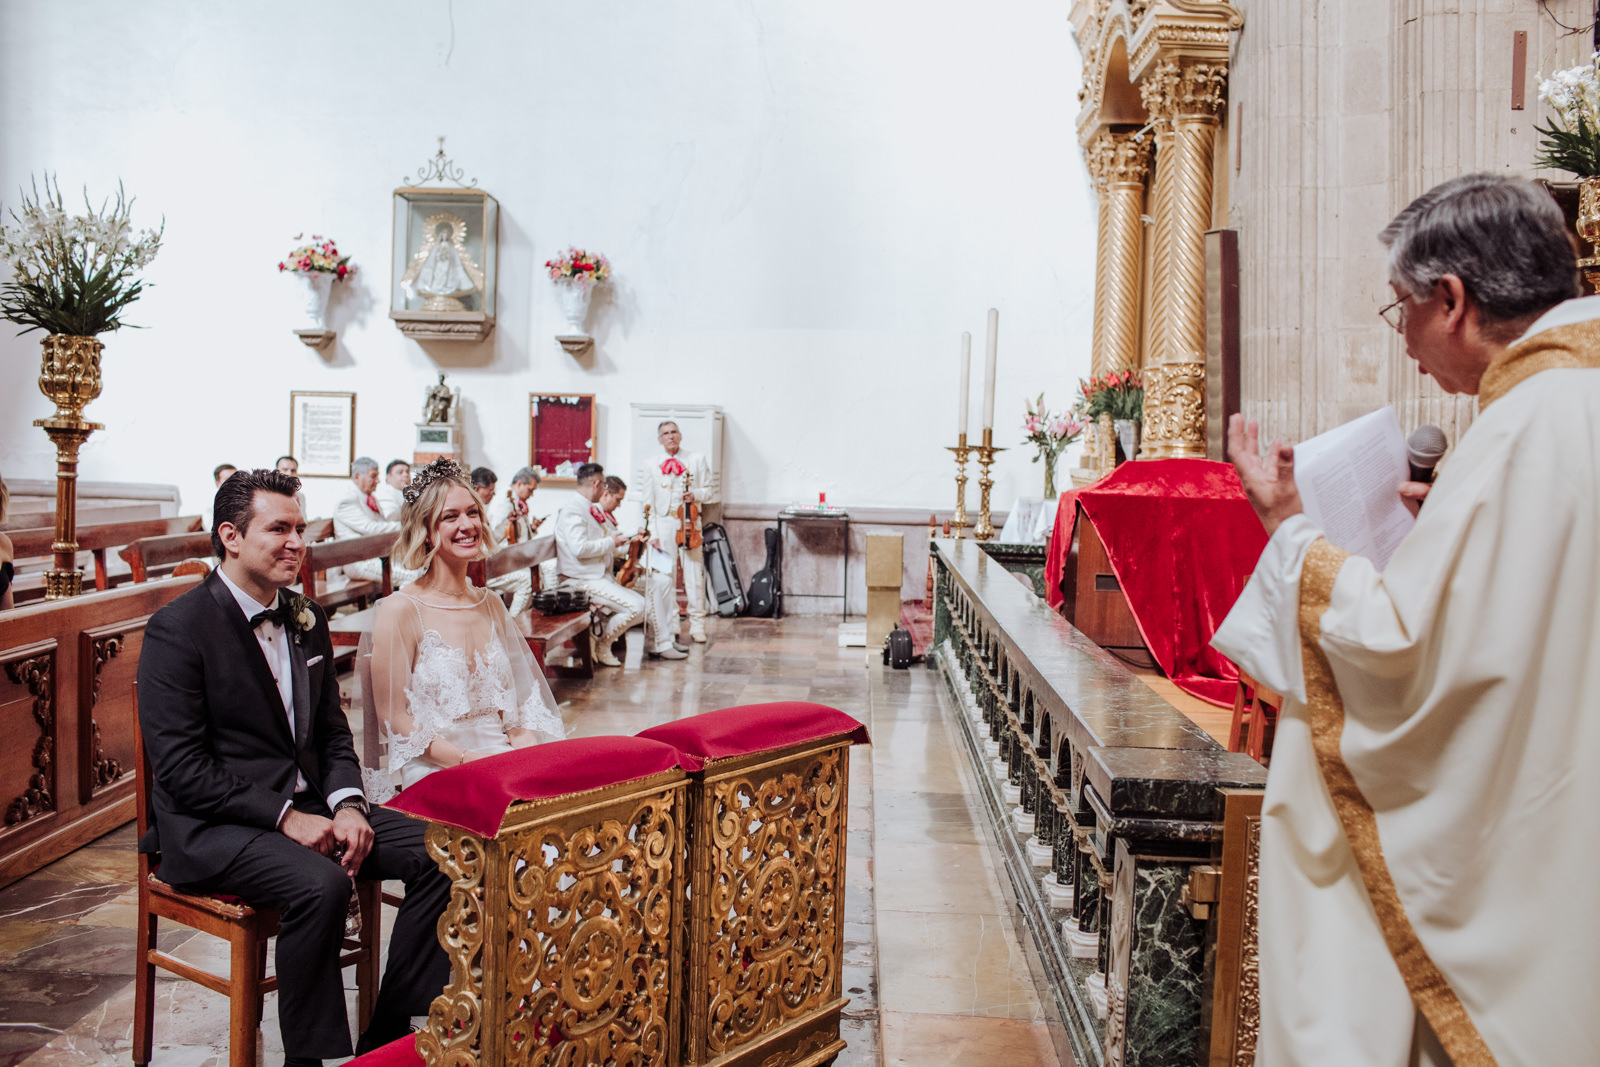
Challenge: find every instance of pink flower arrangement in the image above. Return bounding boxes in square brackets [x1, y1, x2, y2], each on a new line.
[278, 234, 354, 279]
[1022, 394, 1086, 455]
[544, 247, 611, 288]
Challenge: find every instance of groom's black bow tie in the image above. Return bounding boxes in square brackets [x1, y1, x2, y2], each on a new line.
[250, 603, 291, 630]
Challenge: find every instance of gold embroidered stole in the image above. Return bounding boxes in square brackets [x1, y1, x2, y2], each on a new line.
[1298, 541, 1497, 1066]
[1479, 319, 1600, 410]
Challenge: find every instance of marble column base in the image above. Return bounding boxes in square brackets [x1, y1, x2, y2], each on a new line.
[1065, 921, 1100, 959]
[1086, 971, 1109, 1020]
[1012, 809, 1036, 835]
[984, 739, 1001, 758]
[1002, 782, 1023, 806]
[1025, 835, 1052, 867]
[1043, 873, 1075, 909]
[992, 758, 1011, 781]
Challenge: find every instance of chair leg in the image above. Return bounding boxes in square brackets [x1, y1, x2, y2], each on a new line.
[229, 925, 261, 1067]
[133, 893, 157, 1066]
[355, 879, 382, 1033]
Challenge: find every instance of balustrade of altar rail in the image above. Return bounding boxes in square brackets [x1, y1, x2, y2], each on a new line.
[929, 538, 1264, 1067]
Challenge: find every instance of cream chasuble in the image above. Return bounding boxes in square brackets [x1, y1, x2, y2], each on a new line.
[1213, 301, 1600, 1067]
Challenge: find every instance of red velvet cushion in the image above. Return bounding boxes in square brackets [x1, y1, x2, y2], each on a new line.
[385, 736, 700, 838]
[345, 1033, 422, 1066]
[636, 702, 870, 762]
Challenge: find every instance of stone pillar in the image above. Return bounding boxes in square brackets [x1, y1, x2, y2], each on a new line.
[1140, 60, 1227, 460]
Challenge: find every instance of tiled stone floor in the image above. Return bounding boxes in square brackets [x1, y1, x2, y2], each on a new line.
[0, 616, 1065, 1066]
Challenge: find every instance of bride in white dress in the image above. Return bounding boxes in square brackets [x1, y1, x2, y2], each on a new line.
[360, 460, 563, 800]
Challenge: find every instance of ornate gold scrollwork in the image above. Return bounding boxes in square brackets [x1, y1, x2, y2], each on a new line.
[698, 749, 846, 1058]
[420, 786, 682, 1067]
[1234, 817, 1262, 1067]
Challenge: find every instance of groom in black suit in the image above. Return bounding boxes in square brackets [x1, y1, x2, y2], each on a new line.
[137, 469, 448, 1066]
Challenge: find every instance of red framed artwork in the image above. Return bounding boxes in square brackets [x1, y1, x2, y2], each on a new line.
[529, 393, 597, 486]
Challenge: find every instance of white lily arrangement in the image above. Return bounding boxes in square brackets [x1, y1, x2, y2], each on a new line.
[0, 175, 163, 336]
[1536, 54, 1600, 177]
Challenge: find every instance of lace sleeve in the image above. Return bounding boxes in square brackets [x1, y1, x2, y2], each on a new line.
[365, 595, 457, 788]
[490, 596, 565, 742]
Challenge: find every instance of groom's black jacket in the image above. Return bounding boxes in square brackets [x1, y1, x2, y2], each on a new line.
[136, 569, 361, 885]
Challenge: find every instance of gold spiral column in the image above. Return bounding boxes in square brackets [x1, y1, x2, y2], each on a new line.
[1085, 134, 1114, 380]
[1140, 60, 1226, 460]
[1139, 62, 1179, 372]
[1100, 135, 1153, 377]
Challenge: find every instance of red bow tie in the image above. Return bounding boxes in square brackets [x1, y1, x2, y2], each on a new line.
[590, 505, 608, 526]
[365, 493, 380, 514]
[516, 499, 527, 515]
[660, 457, 686, 476]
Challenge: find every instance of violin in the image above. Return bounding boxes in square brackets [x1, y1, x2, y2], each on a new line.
[616, 505, 651, 586]
[676, 471, 702, 551]
[503, 489, 521, 544]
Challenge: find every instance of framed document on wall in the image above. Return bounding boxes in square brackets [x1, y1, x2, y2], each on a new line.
[289, 391, 357, 478]
[529, 393, 596, 486]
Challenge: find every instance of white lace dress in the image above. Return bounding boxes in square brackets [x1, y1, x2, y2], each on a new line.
[360, 588, 564, 800]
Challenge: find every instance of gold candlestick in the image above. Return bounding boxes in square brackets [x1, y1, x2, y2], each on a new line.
[973, 428, 1007, 541]
[946, 433, 972, 538]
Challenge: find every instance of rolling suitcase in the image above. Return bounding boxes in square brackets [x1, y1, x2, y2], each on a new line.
[882, 625, 914, 669]
[700, 523, 746, 618]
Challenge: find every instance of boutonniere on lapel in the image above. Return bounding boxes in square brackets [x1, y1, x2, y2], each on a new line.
[285, 592, 317, 645]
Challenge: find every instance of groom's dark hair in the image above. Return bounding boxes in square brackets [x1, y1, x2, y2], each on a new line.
[211, 469, 302, 559]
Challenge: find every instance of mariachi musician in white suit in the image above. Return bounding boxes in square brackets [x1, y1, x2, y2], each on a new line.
[640, 420, 715, 645]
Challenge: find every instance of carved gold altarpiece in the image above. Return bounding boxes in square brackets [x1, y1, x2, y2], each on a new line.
[1073, 0, 1241, 463]
[393, 708, 863, 1067]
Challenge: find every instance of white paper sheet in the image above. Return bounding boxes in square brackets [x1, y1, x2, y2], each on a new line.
[646, 545, 676, 575]
[1291, 406, 1415, 571]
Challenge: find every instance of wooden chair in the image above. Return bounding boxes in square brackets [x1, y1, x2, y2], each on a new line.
[131, 686, 382, 1067]
[1228, 668, 1282, 764]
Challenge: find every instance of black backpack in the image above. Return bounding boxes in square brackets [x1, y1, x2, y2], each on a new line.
[744, 527, 782, 618]
[882, 625, 914, 669]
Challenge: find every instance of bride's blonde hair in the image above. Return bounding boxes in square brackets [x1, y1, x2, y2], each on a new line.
[392, 459, 497, 572]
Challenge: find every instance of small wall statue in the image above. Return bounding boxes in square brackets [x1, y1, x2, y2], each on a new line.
[423, 373, 455, 425]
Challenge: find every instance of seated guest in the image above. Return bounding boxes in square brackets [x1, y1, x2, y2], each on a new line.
[136, 469, 451, 1064]
[470, 466, 497, 509]
[335, 457, 417, 586]
[375, 459, 409, 521]
[274, 454, 310, 515]
[0, 471, 12, 611]
[484, 466, 541, 616]
[206, 464, 239, 529]
[554, 463, 643, 668]
[485, 466, 542, 544]
[614, 474, 686, 661]
[365, 459, 563, 797]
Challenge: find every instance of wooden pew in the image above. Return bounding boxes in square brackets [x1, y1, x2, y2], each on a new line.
[472, 534, 593, 680]
[6, 516, 207, 603]
[0, 575, 204, 889]
[120, 532, 216, 584]
[298, 531, 397, 613]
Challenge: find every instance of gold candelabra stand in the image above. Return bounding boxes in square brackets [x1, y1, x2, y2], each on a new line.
[973, 428, 1007, 541]
[946, 433, 973, 538]
[35, 335, 105, 599]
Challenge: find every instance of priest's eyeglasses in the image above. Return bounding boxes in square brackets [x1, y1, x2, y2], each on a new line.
[1379, 292, 1414, 333]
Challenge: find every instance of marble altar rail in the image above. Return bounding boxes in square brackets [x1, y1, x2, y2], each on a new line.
[928, 538, 1264, 1067]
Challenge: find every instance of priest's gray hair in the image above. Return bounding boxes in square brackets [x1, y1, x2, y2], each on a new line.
[1381, 174, 1578, 334]
[351, 456, 378, 476]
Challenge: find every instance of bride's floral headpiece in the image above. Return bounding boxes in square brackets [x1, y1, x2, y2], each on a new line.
[402, 457, 467, 505]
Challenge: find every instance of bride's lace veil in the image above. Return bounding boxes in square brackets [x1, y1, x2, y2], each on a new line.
[357, 588, 562, 800]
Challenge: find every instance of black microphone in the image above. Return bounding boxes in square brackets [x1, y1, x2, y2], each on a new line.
[1406, 425, 1448, 485]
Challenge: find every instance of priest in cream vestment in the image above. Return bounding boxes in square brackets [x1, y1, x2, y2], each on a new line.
[1213, 175, 1600, 1067]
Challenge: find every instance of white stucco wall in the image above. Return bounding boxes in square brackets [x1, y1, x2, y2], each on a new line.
[0, 0, 1095, 524]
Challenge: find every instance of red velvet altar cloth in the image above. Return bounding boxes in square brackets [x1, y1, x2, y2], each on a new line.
[1043, 459, 1268, 708]
[637, 702, 870, 762]
[345, 1034, 421, 1067]
[385, 736, 700, 837]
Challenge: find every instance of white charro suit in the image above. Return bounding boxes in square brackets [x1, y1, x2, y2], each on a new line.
[640, 451, 715, 641]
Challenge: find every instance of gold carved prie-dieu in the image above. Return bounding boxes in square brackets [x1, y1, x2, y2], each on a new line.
[402, 213, 486, 313]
